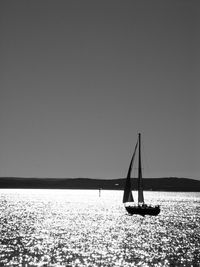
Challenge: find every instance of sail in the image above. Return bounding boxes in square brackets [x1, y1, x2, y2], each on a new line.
[138, 133, 144, 203]
[123, 141, 138, 203]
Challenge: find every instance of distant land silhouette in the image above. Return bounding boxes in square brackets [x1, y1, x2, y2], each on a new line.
[0, 177, 200, 191]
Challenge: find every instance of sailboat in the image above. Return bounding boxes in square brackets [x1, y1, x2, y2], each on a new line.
[123, 133, 160, 216]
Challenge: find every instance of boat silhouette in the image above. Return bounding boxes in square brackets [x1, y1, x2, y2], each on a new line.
[123, 133, 160, 216]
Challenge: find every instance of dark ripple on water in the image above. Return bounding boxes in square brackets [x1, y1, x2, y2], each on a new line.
[0, 190, 199, 267]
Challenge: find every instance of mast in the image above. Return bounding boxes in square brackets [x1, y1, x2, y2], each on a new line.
[138, 133, 144, 204]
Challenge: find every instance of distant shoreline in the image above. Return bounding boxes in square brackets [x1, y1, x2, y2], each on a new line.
[0, 177, 200, 192]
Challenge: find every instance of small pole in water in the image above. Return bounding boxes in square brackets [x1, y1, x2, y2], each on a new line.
[99, 188, 101, 197]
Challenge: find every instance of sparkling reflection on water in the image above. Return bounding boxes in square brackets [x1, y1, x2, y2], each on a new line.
[0, 189, 199, 267]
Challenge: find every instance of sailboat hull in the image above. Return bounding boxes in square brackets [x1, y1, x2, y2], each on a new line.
[125, 205, 160, 216]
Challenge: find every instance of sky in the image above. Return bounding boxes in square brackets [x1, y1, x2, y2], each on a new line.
[0, 0, 199, 180]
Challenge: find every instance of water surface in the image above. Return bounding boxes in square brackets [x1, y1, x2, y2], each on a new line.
[0, 190, 199, 266]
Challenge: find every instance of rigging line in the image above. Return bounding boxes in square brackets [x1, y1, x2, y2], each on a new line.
[141, 140, 151, 178]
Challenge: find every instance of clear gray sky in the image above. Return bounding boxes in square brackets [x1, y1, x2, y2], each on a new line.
[0, 0, 199, 179]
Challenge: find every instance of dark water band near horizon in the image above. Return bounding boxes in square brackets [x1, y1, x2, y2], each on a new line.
[0, 189, 199, 267]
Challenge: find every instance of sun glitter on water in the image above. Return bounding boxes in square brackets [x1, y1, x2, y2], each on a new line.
[0, 189, 199, 267]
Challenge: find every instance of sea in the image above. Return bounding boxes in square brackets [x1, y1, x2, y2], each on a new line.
[0, 189, 199, 267]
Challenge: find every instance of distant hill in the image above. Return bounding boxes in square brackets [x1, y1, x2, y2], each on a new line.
[0, 177, 200, 191]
